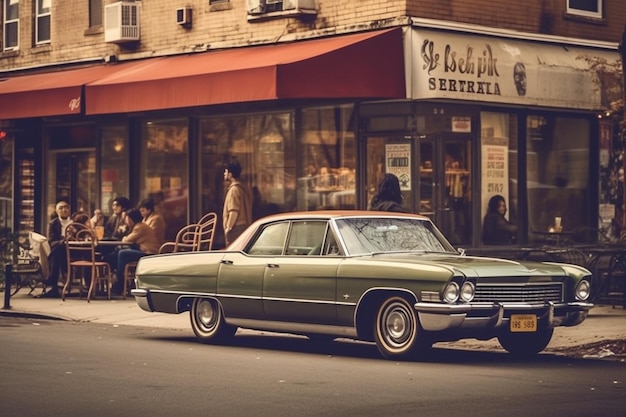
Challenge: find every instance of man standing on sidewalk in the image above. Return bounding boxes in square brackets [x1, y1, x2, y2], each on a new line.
[222, 160, 252, 246]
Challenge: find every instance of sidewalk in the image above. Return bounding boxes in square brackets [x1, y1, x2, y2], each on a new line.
[2, 287, 626, 356]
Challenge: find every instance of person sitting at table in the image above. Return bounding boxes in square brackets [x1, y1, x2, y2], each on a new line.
[104, 196, 132, 240]
[41, 200, 73, 298]
[482, 194, 517, 245]
[111, 208, 160, 295]
[138, 198, 166, 246]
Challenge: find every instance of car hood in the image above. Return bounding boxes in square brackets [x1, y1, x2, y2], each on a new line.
[364, 253, 572, 278]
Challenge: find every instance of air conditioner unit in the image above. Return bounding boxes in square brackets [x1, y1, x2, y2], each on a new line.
[247, 0, 316, 16]
[283, 0, 316, 12]
[176, 7, 192, 27]
[105, 1, 141, 43]
[247, 0, 265, 15]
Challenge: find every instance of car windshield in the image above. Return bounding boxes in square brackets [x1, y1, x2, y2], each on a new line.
[335, 217, 456, 255]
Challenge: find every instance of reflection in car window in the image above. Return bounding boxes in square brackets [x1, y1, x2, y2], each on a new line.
[335, 218, 455, 255]
[286, 221, 327, 255]
[247, 222, 289, 255]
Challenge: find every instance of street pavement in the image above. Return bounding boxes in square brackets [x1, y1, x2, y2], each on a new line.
[2, 287, 625, 358]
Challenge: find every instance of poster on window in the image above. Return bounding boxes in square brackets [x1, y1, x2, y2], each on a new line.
[481, 144, 509, 217]
[385, 143, 411, 191]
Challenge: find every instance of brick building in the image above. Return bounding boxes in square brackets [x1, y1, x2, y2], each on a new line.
[0, 0, 624, 248]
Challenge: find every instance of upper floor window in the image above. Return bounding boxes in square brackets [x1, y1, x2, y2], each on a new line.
[567, 0, 602, 19]
[3, 0, 19, 51]
[89, 0, 103, 27]
[35, 0, 50, 44]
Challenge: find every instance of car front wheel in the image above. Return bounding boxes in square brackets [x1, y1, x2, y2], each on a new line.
[373, 296, 430, 360]
[190, 298, 237, 343]
[497, 327, 554, 356]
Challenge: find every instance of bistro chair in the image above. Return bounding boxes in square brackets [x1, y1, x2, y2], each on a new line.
[64, 225, 113, 302]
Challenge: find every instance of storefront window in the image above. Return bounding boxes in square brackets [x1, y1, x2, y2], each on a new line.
[480, 112, 518, 230]
[199, 112, 295, 246]
[140, 119, 189, 241]
[101, 126, 129, 219]
[298, 105, 356, 210]
[526, 115, 590, 237]
[0, 136, 14, 235]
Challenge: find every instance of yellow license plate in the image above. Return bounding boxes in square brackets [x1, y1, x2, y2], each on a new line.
[510, 314, 537, 332]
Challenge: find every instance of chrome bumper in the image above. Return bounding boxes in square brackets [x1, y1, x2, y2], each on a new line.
[131, 288, 152, 312]
[414, 301, 593, 332]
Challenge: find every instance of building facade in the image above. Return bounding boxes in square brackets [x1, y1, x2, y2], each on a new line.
[0, 0, 624, 248]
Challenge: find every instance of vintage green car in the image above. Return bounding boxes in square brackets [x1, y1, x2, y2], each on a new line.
[132, 211, 593, 360]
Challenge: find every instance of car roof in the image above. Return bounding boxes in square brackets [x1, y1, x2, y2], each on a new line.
[257, 210, 431, 222]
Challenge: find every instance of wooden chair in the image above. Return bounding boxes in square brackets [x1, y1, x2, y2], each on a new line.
[64, 225, 113, 302]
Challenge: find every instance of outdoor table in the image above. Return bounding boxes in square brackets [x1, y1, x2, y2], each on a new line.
[531, 230, 575, 246]
[581, 244, 626, 307]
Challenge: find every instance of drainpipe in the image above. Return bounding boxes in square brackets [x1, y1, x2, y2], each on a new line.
[619, 20, 626, 240]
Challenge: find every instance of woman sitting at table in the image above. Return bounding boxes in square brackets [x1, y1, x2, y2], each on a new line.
[110, 208, 160, 295]
[482, 194, 517, 245]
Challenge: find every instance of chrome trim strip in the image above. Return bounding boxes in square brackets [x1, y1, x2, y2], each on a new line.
[227, 318, 358, 338]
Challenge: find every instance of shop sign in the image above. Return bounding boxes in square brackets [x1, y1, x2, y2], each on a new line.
[452, 117, 471, 133]
[385, 143, 411, 191]
[406, 28, 619, 110]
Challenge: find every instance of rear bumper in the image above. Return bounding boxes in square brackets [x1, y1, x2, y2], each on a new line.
[131, 288, 152, 312]
[414, 301, 593, 332]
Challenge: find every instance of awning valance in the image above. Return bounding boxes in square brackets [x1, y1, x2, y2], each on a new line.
[85, 28, 405, 115]
[0, 65, 116, 119]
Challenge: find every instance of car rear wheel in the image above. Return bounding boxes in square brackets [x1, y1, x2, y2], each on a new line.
[373, 296, 430, 360]
[190, 298, 237, 343]
[497, 327, 554, 356]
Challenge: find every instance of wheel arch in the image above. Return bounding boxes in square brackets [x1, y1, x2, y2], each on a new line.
[354, 288, 419, 341]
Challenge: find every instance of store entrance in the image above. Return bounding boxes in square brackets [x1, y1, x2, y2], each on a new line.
[419, 134, 473, 246]
[48, 150, 97, 216]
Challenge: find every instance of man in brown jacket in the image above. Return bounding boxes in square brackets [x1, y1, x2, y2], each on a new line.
[223, 160, 252, 246]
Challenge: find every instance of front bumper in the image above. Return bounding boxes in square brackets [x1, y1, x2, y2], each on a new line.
[414, 301, 593, 332]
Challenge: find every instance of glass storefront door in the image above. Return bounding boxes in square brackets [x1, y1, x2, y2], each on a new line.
[365, 136, 415, 212]
[420, 134, 473, 246]
[47, 150, 96, 217]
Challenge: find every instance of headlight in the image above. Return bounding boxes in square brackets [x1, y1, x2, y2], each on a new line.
[442, 282, 459, 303]
[460, 281, 475, 302]
[575, 279, 591, 301]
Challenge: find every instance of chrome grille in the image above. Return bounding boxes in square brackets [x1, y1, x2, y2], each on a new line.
[474, 282, 563, 303]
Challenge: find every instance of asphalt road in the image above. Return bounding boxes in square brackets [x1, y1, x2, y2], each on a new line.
[1, 317, 624, 417]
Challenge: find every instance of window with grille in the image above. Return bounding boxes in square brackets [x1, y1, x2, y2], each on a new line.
[35, 0, 50, 45]
[3, 0, 19, 51]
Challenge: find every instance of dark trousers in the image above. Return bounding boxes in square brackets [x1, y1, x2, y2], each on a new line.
[115, 248, 147, 291]
[47, 244, 67, 286]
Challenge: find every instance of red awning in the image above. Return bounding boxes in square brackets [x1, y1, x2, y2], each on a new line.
[0, 63, 147, 119]
[85, 28, 405, 115]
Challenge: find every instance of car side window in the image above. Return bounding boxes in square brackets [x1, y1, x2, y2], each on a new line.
[247, 222, 289, 255]
[285, 221, 327, 256]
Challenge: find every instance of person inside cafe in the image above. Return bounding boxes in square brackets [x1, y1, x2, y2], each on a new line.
[90, 208, 106, 229]
[223, 160, 252, 246]
[41, 200, 73, 298]
[111, 208, 161, 295]
[104, 196, 132, 240]
[482, 194, 518, 245]
[367, 173, 409, 213]
[138, 198, 166, 247]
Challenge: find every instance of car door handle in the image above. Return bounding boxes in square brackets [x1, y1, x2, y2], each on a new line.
[267, 264, 279, 268]
[220, 259, 233, 265]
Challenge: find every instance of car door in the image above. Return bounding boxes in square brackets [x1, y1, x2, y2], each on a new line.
[216, 222, 291, 319]
[262, 220, 341, 325]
